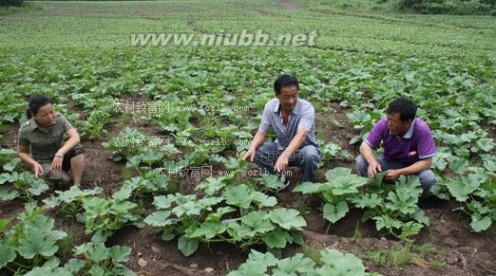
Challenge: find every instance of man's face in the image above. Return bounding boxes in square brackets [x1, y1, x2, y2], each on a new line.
[276, 85, 298, 112]
[34, 103, 56, 127]
[387, 112, 411, 136]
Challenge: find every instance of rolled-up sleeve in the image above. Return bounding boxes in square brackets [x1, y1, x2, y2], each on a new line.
[297, 104, 314, 132]
[258, 104, 271, 133]
[417, 129, 436, 159]
[364, 118, 386, 149]
[18, 129, 30, 147]
[59, 115, 74, 132]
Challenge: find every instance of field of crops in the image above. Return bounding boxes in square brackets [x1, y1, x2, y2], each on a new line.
[0, 0, 495, 275]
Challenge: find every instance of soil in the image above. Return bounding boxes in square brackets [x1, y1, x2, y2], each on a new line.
[1, 107, 495, 276]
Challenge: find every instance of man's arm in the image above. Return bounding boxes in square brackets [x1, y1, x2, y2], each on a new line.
[385, 158, 433, 182]
[274, 129, 307, 172]
[359, 141, 382, 178]
[51, 128, 81, 171]
[243, 131, 267, 162]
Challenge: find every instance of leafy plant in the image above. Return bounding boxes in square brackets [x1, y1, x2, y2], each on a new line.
[42, 186, 104, 218]
[443, 167, 496, 232]
[293, 167, 368, 224]
[23, 242, 135, 276]
[72, 242, 135, 276]
[0, 203, 67, 274]
[144, 176, 306, 256]
[79, 109, 113, 140]
[228, 248, 381, 276]
[294, 169, 429, 242]
[0, 158, 49, 201]
[79, 196, 140, 241]
[353, 174, 430, 242]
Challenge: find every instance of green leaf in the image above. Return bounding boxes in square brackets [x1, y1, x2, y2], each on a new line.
[144, 211, 172, 227]
[3, 158, 20, 172]
[374, 215, 402, 231]
[227, 250, 273, 276]
[189, 221, 227, 239]
[385, 190, 418, 215]
[470, 215, 492, 232]
[269, 208, 306, 230]
[18, 227, 59, 259]
[153, 194, 177, 209]
[446, 175, 482, 202]
[273, 253, 316, 274]
[323, 201, 349, 223]
[398, 221, 423, 241]
[227, 223, 257, 239]
[241, 211, 274, 233]
[64, 258, 86, 274]
[28, 180, 50, 196]
[477, 138, 494, 152]
[412, 210, 430, 225]
[261, 174, 286, 190]
[74, 242, 92, 255]
[25, 258, 71, 276]
[318, 249, 366, 276]
[0, 173, 12, 184]
[262, 229, 290, 249]
[0, 186, 19, 201]
[223, 184, 253, 209]
[251, 191, 277, 207]
[161, 229, 175, 241]
[178, 236, 199, 257]
[195, 177, 228, 196]
[205, 206, 235, 222]
[350, 193, 381, 209]
[109, 246, 132, 263]
[88, 264, 105, 276]
[0, 241, 16, 268]
[85, 243, 109, 262]
[292, 182, 324, 194]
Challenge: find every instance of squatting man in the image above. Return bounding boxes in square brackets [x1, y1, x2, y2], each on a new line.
[243, 75, 321, 190]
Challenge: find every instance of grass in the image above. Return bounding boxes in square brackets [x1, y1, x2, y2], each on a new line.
[365, 243, 446, 269]
[0, 0, 494, 62]
[0, 2, 41, 16]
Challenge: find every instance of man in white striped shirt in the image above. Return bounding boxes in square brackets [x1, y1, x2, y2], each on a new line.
[243, 75, 320, 189]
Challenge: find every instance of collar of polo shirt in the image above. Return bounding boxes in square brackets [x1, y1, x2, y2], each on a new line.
[401, 118, 416, 139]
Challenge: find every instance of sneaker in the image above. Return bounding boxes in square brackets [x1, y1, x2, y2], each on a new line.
[276, 173, 291, 192]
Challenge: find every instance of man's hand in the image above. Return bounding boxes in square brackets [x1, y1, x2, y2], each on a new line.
[385, 169, 401, 182]
[51, 155, 63, 171]
[274, 154, 289, 173]
[243, 150, 256, 162]
[33, 162, 44, 178]
[367, 160, 382, 178]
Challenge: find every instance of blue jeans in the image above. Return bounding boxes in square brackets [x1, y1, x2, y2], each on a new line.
[254, 143, 320, 182]
[356, 155, 436, 190]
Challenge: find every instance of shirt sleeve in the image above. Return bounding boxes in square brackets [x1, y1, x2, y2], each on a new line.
[258, 103, 271, 133]
[297, 103, 314, 132]
[417, 127, 436, 159]
[364, 118, 386, 149]
[59, 114, 74, 132]
[17, 128, 30, 147]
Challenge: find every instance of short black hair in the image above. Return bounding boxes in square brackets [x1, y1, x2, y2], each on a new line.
[386, 98, 417, 121]
[274, 75, 299, 95]
[26, 95, 51, 119]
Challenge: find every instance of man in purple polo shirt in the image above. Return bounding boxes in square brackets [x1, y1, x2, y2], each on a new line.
[243, 75, 320, 191]
[356, 98, 436, 189]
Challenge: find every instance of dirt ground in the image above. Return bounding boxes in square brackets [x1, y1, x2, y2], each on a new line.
[1, 104, 495, 276]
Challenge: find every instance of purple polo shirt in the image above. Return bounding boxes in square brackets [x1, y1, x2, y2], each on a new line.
[365, 117, 436, 165]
